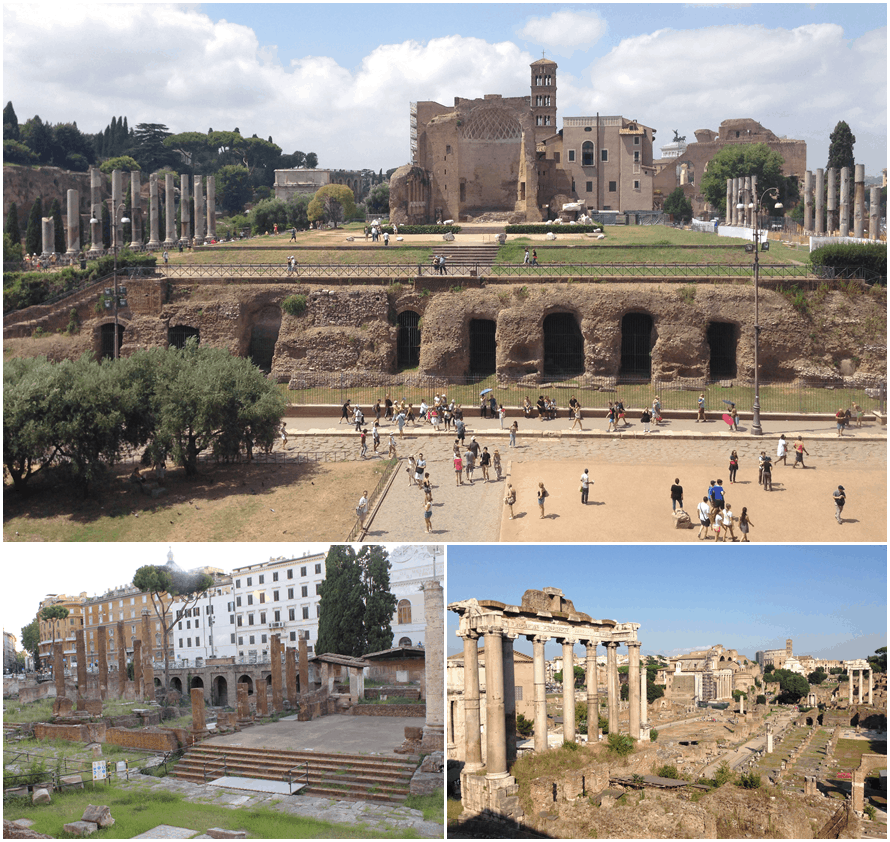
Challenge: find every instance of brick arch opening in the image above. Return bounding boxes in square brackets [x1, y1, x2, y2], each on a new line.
[619, 312, 653, 379]
[168, 324, 200, 349]
[543, 312, 584, 377]
[213, 675, 227, 706]
[397, 310, 421, 370]
[247, 306, 282, 373]
[238, 675, 254, 695]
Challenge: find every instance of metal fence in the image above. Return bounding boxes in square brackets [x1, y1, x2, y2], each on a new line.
[345, 457, 400, 542]
[282, 372, 887, 417]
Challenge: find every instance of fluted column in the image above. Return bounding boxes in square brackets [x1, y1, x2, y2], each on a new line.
[179, 174, 190, 244]
[586, 642, 599, 744]
[858, 668, 864, 704]
[848, 670, 854, 705]
[502, 634, 517, 764]
[827, 168, 837, 233]
[725, 179, 732, 225]
[853, 164, 865, 238]
[640, 658, 647, 728]
[111, 169, 123, 247]
[484, 630, 508, 778]
[605, 641, 619, 734]
[206, 176, 216, 241]
[164, 173, 176, 246]
[869, 187, 880, 240]
[532, 636, 548, 754]
[148, 173, 160, 247]
[868, 670, 873, 705]
[129, 170, 142, 249]
[561, 639, 576, 743]
[803, 171, 813, 232]
[839, 167, 850, 236]
[193, 175, 204, 246]
[66, 189, 79, 255]
[815, 168, 824, 234]
[462, 633, 482, 770]
[628, 641, 641, 739]
[89, 167, 103, 254]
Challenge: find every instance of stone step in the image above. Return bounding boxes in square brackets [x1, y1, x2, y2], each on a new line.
[173, 757, 413, 786]
[183, 744, 416, 770]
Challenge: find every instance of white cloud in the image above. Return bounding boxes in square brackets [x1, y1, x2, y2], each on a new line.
[516, 10, 608, 57]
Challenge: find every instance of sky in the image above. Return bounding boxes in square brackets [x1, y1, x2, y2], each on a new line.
[2, 3, 886, 175]
[3, 542, 443, 650]
[446, 545, 887, 664]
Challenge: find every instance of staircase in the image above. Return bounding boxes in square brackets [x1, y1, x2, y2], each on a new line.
[170, 745, 418, 804]
[434, 244, 501, 276]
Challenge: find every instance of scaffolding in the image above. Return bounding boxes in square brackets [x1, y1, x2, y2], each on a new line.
[410, 102, 418, 163]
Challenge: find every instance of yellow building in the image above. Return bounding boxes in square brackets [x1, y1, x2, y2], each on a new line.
[37, 593, 86, 668]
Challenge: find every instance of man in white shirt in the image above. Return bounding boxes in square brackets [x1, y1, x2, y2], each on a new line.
[580, 469, 591, 504]
[697, 497, 712, 540]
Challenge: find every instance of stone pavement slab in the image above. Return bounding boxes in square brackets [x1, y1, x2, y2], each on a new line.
[131, 826, 198, 839]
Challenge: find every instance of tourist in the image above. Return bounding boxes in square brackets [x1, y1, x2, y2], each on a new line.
[792, 437, 809, 468]
[571, 404, 582, 430]
[670, 478, 683, 511]
[353, 406, 364, 432]
[438, 254, 447, 275]
[489, 395, 498, 417]
[388, 432, 397, 458]
[443, 404, 453, 431]
[568, 395, 579, 416]
[504, 484, 516, 519]
[697, 393, 706, 422]
[728, 451, 739, 484]
[738, 507, 753, 542]
[833, 485, 846, 524]
[714, 508, 725, 542]
[509, 420, 518, 447]
[406, 455, 417, 486]
[730, 405, 740, 432]
[414, 453, 426, 486]
[761, 455, 772, 490]
[531, 249, 538, 266]
[455, 417, 466, 445]
[640, 406, 651, 433]
[290, 227, 297, 241]
[372, 421, 380, 453]
[383, 231, 389, 246]
[536, 395, 547, 420]
[606, 403, 617, 433]
[479, 395, 488, 418]
[384, 394, 393, 420]
[697, 497, 712, 540]
[163, 250, 169, 264]
[498, 404, 506, 428]
[523, 248, 530, 265]
[468, 436, 480, 460]
[356, 491, 369, 526]
[580, 469, 591, 505]
[464, 448, 476, 483]
[537, 482, 548, 518]
[776, 434, 788, 466]
[279, 421, 288, 450]
[422, 472, 433, 503]
[396, 409, 407, 438]
[493, 449, 502, 480]
[523, 396, 533, 418]
[359, 428, 368, 458]
[835, 408, 846, 437]
[480, 447, 491, 481]
[423, 499, 433, 533]
[615, 398, 629, 427]
[709, 479, 725, 511]
[453, 451, 463, 485]
[340, 399, 352, 424]
[852, 402, 864, 427]
[374, 399, 382, 422]
[652, 396, 662, 425]
[722, 503, 737, 542]
[757, 451, 767, 485]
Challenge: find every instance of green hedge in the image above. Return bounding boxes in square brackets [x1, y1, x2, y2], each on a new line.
[809, 243, 886, 284]
[505, 224, 603, 234]
[379, 225, 461, 235]
[3, 249, 157, 314]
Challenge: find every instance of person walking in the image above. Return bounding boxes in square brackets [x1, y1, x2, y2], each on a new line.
[414, 454, 426, 486]
[396, 410, 407, 438]
[340, 399, 352, 424]
[652, 396, 662, 426]
[580, 469, 592, 504]
[453, 452, 463, 485]
[835, 408, 846, 436]
[738, 507, 753, 541]
[504, 484, 516, 519]
[359, 428, 368, 458]
[480, 447, 491, 481]
[722, 502, 737, 542]
[792, 437, 809, 468]
[833, 485, 846, 524]
[615, 398, 629, 427]
[356, 491, 369, 528]
[697, 497, 712, 540]
[697, 393, 706, 422]
[728, 450, 739, 484]
[776, 434, 788, 466]
[455, 417, 466, 446]
[372, 421, 380, 453]
[670, 478, 683, 511]
[464, 448, 476, 483]
[537, 482, 548, 518]
[423, 499, 433, 533]
[714, 508, 726, 542]
[406, 455, 417, 486]
[761, 455, 773, 490]
[493, 449, 502, 480]
[509, 420, 518, 447]
[388, 432, 397, 458]
[498, 404, 506, 428]
[571, 404, 583, 430]
[422, 472, 433, 503]
[606, 403, 617, 432]
[640, 406, 651, 433]
[709, 479, 725, 511]
[468, 436, 480, 460]
[279, 420, 288, 450]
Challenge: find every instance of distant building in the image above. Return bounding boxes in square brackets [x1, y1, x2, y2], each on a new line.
[3, 631, 18, 673]
[37, 593, 86, 669]
[273, 168, 367, 203]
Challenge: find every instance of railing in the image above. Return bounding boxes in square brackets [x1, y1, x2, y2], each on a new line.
[286, 761, 310, 795]
[345, 457, 400, 542]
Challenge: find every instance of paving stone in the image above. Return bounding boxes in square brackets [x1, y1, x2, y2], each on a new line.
[11, 819, 35, 828]
[130, 826, 199, 839]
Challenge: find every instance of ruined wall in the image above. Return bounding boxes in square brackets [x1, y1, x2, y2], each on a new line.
[34, 722, 106, 743]
[350, 703, 426, 717]
[3, 166, 92, 219]
[105, 727, 180, 752]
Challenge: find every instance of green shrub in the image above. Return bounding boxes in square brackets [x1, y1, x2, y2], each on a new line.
[378, 225, 461, 235]
[281, 294, 307, 316]
[562, 740, 580, 751]
[778, 283, 810, 316]
[505, 224, 604, 234]
[516, 713, 534, 737]
[810, 243, 886, 285]
[606, 732, 635, 757]
[650, 728, 659, 742]
[655, 764, 680, 779]
[738, 771, 761, 789]
[864, 804, 877, 820]
[713, 761, 734, 787]
[678, 285, 696, 305]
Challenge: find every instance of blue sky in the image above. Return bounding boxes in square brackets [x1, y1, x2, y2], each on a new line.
[446, 545, 887, 663]
[3, 3, 885, 173]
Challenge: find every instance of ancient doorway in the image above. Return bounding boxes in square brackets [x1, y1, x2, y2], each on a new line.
[100, 323, 124, 360]
[168, 325, 200, 349]
[190, 676, 203, 689]
[248, 306, 282, 373]
[619, 313, 653, 379]
[397, 310, 421, 370]
[213, 675, 228, 706]
[170, 677, 183, 694]
[707, 321, 737, 379]
[543, 313, 584, 377]
[238, 675, 254, 695]
[469, 319, 496, 375]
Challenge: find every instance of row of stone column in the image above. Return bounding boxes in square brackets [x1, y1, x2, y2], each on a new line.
[848, 668, 874, 705]
[803, 166, 879, 237]
[461, 631, 646, 780]
[725, 174, 759, 228]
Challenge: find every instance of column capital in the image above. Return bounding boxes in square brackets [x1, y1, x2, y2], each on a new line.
[530, 634, 551, 644]
[604, 640, 620, 650]
[458, 631, 480, 641]
[627, 641, 642, 650]
[503, 632, 519, 641]
[556, 636, 578, 646]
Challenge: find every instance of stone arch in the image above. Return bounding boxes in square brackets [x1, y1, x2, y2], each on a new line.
[266, 674, 272, 685]
[619, 312, 653, 379]
[154, 677, 162, 688]
[212, 675, 228, 706]
[190, 676, 204, 689]
[247, 305, 282, 374]
[707, 321, 737, 379]
[170, 676, 183, 693]
[399, 637, 412, 646]
[238, 674, 254, 695]
[397, 310, 421, 370]
[98, 321, 125, 360]
[542, 312, 584, 377]
[168, 324, 200, 349]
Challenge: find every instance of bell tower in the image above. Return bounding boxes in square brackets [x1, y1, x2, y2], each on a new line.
[530, 57, 557, 142]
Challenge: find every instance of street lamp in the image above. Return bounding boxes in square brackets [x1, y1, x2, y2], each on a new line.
[91, 203, 130, 360]
[736, 186, 782, 436]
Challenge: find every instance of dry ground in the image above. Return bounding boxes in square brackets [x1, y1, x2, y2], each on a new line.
[4, 457, 383, 542]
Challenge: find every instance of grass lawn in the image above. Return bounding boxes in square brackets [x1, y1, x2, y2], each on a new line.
[3, 699, 170, 725]
[3, 786, 423, 838]
[404, 788, 444, 824]
[4, 457, 384, 542]
[446, 796, 464, 825]
[833, 738, 887, 772]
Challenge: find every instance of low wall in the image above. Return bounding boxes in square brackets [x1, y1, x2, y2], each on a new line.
[106, 727, 179, 752]
[34, 722, 106, 743]
[364, 687, 422, 701]
[19, 684, 57, 703]
[351, 704, 425, 717]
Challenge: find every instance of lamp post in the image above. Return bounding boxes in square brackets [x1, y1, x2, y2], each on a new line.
[737, 186, 782, 436]
[91, 202, 130, 360]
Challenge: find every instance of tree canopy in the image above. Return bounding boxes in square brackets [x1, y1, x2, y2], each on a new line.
[827, 121, 855, 172]
[307, 184, 356, 228]
[21, 619, 40, 668]
[868, 646, 886, 673]
[41, 605, 70, 646]
[663, 186, 693, 222]
[700, 143, 798, 216]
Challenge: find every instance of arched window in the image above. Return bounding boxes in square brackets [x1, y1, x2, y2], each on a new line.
[397, 599, 412, 625]
[582, 141, 594, 166]
[399, 637, 412, 646]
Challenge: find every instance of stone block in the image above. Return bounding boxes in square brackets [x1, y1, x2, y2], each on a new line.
[53, 697, 74, 716]
[442, 232, 455, 241]
[83, 699, 103, 716]
[82, 805, 114, 827]
[60, 774, 84, 790]
[207, 829, 247, 839]
[62, 821, 98, 836]
[419, 751, 444, 774]
[31, 788, 51, 805]
[405, 726, 423, 741]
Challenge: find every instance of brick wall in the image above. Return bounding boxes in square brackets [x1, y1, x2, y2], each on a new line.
[351, 704, 426, 717]
[105, 727, 179, 752]
[34, 723, 88, 742]
[364, 687, 422, 701]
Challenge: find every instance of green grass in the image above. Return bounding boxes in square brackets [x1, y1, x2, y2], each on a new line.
[446, 796, 464, 825]
[357, 696, 423, 705]
[3, 786, 422, 838]
[168, 241, 433, 267]
[404, 788, 444, 823]
[2, 697, 178, 724]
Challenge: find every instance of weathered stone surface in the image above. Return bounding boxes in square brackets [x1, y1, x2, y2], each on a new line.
[2, 821, 53, 840]
[63, 821, 99, 836]
[419, 750, 444, 774]
[60, 774, 84, 790]
[82, 804, 114, 827]
[206, 829, 247, 839]
[31, 788, 51, 805]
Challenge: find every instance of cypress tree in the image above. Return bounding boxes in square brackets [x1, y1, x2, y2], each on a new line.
[361, 546, 397, 654]
[25, 197, 42, 255]
[827, 121, 855, 172]
[3, 101, 20, 141]
[49, 198, 64, 253]
[4, 201, 21, 246]
[316, 546, 365, 657]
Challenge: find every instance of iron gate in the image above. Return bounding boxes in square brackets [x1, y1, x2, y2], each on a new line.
[100, 323, 123, 360]
[619, 313, 652, 379]
[707, 321, 737, 379]
[168, 325, 200, 349]
[397, 311, 421, 369]
[543, 312, 585, 376]
[469, 319, 497, 374]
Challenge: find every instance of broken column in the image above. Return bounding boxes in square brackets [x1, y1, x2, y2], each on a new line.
[191, 686, 207, 735]
[206, 176, 216, 241]
[179, 173, 190, 245]
[766, 724, 774, 754]
[840, 167, 850, 236]
[75, 628, 87, 708]
[803, 171, 813, 231]
[853, 164, 865, 238]
[193, 175, 204, 245]
[133, 639, 143, 697]
[814, 168, 824, 234]
[164, 173, 176, 246]
[287, 644, 298, 703]
[561, 638, 576, 743]
[586, 641, 599, 744]
[89, 167, 103, 255]
[53, 640, 65, 699]
[66, 189, 80, 256]
[41, 217, 54, 257]
[298, 637, 308, 696]
[148, 173, 160, 248]
[869, 187, 880, 240]
[256, 683, 268, 717]
[270, 634, 283, 711]
[628, 641, 641, 740]
[827, 168, 837, 232]
[739, 694, 745, 715]
[141, 612, 154, 699]
[96, 626, 108, 699]
[462, 633, 484, 768]
[129, 170, 141, 249]
[422, 577, 445, 753]
[236, 682, 251, 723]
[116, 620, 127, 696]
[532, 636, 548, 754]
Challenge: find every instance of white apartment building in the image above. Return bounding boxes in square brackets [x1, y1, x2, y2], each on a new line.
[388, 544, 443, 648]
[172, 584, 237, 666]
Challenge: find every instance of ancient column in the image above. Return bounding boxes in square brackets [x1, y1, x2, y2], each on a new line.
[639, 659, 647, 729]
[815, 168, 824, 235]
[463, 633, 483, 769]
[725, 179, 732, 225]
[191, 686, 207, 733]
[502, 634, 517, 763]
[766, 724, 774, 753]
[750, 175, 758, 229]
[179, 173, 190, 244]
[868, 670, 873, 705]
[97, 626, 108, 698]
[148, 173, 160, 248]
[421, 579, 445, 753]
[739, 694, 745, 715]
[236, 682, 251, 722]
[298, 638, 308, 696]
[111, 169, 122, 249]
[839, 167, 850, 236]
[561, 639, 576, 744]
[484, 630, 507, 778]
[586, 642, 599, 744]
[164, 173, 176, 246]
[141, 612, 154, 698]
[206, 176, 217, 241]
[270, 634, 283, 711]
[129, 170, 141, 249]
[858, 669, 864, 704]
[605, 641, 619, 735]
[193, 176, 204, 246]
[115, 620, 127, 695]
[869, 186, 880, 240]
[287, 645, 298, 703]
[532, 636, 548, 754]
[853, 164, 865, 238]
[133, 639, 143, 697]
[53, 640, 65, 699]
[628, 641, 641, 740]
[41, 217, 54, 257]
[256, 683, 268, 717]
[89, 167, 103, 255]
[66, 189, 80, 256]
[74, 628, 87, 708]
[803, 171, 813, 232]
[827, 168, 837, 233]
[848, 670, 854, 705]
[734, 177, 742, 226]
